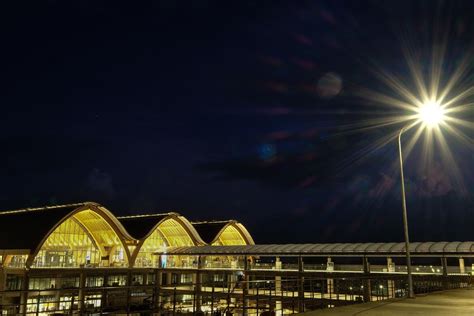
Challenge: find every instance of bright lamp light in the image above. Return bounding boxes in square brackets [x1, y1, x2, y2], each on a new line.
[417, 100, 445, 127]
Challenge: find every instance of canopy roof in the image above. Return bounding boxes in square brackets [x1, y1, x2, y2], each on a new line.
[154, 242, 474, 257]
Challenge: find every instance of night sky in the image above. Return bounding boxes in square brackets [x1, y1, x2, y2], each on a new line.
[2, 0, 474, 244]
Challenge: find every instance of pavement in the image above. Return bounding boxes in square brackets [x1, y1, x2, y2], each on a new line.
[301, 288, 474, 315]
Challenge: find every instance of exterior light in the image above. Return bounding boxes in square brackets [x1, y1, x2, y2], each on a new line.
[398, 98, 446, 299]
[417, 100, 445, 127]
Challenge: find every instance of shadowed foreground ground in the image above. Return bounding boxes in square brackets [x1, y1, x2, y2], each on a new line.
[301, 288, 474, 315]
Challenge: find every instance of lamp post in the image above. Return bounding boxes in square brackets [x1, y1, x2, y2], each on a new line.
[398, 99, 445, 299]
[398, 125, 415, 299]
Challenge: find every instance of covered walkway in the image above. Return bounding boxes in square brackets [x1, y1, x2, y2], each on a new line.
[301, 288, 474, 315]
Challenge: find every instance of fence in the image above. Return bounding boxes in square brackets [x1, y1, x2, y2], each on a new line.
[0, 273, 471, 315]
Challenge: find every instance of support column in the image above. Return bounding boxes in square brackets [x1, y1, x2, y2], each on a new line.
[19, 272, 29, 316]
[154, 265, 163, 312]
[229, 258, 238, 305]
[275, 257, 282, 316]
[362, 257, 371, 302]
[166, 272, 172, 285]
[298, 256, 304, 313]
[387, 258, 395, 298]
[0, 267, 5, 310]
[78, 270, 86, 314]
[126, 269, 132, 314]
[195, 256, 203, 312]
[100, 274, 108, 310]
[458, 258, 468, 288]
[326, 257, 334, 296]
[242, 256, 249, 316]
[459, 258, 465, 274]
[53, 276, 61, 312]
[441, 257, 449, 289]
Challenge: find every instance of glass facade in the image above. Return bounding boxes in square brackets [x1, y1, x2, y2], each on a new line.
[131, 274, 143, 285]
[32, 218, 100, 268]
[86, 276, 104, 287]
[213, 225, 247, 246]
[25, 295, 77, 315]
[5, 274, 23, 290]
[84, 294, 102, 309]
[134, 229, 166, 267]
[31, 210, 128, 268]
[61, 276, 80, 289]
[134, 218, 196, 268]
[58, 296, 75, 311]
[107, 274, 127, 286]
[6, 255, 28, 268]
[26, 296, 56, 314]
[29, 278, 56, 290]
[147, 273, 156, 285]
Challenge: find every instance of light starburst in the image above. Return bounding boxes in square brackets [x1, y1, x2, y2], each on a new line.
[352, 33, 474, 194]
[417, 100, 445, 128]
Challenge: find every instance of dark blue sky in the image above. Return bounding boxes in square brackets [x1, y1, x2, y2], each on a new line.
[1, 0, 474, 243]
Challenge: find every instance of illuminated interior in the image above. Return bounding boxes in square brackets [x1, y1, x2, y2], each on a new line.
[134, 218, 195, 268]
[5, 254, 29, 268]
[212, 224, 248, 246]
[32, 217, 100, 268]
[158, 218, 195, 247]
[134, 229, 167, 267]
[32, 209, 128, 268]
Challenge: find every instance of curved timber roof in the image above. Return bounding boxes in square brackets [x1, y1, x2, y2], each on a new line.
[0, 202, 136, 251]
[0, 202, 255, 253]
[192, 220, 255, 245]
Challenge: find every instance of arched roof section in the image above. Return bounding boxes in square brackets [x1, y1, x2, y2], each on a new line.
[119, 213, 204, 245]
[25, 202, 135, 267]
[192, 220, 254, 246]
[235, 222, 255, 245]
[120, 213, 205, 266]
[0, 203, 87, 251]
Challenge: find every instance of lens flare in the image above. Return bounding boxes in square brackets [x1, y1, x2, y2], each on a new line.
[350, 28, 474, 194]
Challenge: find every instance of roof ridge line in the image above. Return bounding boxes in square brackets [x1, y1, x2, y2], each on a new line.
[191, 220, 235, 224]
[117, 212, 176, 219]
[0, 202, 92, 216]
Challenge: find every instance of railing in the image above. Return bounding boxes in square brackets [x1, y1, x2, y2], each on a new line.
[1, 274, 471, 315]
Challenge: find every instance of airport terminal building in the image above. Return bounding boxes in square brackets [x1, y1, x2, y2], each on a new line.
[0, 202, 255, 315]
[0, 202, 472, 315]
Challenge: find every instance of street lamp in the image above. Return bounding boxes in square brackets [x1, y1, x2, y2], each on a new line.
[398, 99, 445, 299]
